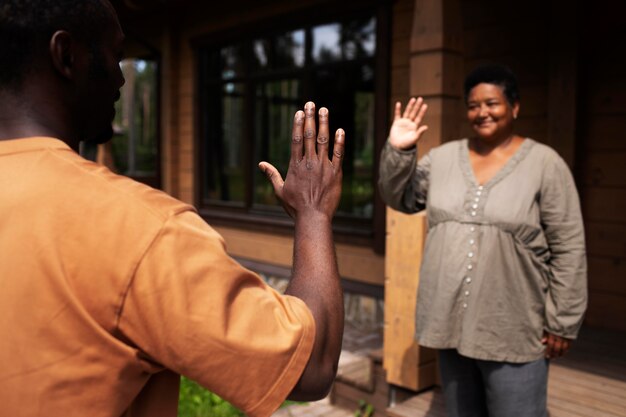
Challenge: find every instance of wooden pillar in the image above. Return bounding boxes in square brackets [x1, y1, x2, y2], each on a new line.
[383, 0, 464, 391]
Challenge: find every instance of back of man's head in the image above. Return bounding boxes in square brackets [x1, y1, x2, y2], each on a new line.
[0, 0, 115, 91]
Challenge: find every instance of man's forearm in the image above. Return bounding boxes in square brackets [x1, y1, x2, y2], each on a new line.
[286, 211, 344, 400]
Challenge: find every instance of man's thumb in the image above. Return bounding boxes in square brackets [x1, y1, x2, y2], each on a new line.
[258, 162, 284, 194]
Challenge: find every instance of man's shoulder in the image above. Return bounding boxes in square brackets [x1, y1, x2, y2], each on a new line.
[46, 145, 194, 223]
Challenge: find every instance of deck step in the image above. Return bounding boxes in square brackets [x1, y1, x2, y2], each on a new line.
[386, 388, 446, 417]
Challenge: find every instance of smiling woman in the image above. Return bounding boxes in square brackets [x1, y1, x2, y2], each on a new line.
[378, 63, 587, 417]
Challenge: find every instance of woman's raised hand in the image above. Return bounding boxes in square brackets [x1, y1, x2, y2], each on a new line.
[388, 97, 429, 150]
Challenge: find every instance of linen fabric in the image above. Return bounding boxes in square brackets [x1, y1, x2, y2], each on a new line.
[0, 137, 315, 417]
[379, 138, 587, 362]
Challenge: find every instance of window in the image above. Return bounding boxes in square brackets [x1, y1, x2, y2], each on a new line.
[198, 8, 388, 243]
[111, 58, 160, 188]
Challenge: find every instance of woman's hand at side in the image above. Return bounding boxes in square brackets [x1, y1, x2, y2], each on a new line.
[542, 331, 572, 359]
[388, 97, 429, 150]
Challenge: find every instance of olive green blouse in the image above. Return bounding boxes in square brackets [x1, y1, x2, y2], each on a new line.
[379, 138, 587, 362]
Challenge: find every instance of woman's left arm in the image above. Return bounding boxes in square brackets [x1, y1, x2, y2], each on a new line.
[540, 152, 588, 357]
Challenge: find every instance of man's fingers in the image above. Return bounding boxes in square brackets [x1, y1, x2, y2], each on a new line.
[258, 162, 284, 199]
[304, 101, 317, 161]
[291, 110, 305, 162]
[317, 107, 330, 161]
[331, 128, 345, 170]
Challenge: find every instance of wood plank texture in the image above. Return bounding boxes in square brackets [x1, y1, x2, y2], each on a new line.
[383, 210, 437, 391]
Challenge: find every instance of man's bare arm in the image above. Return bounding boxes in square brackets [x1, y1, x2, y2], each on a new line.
[258, 101, 345, 400]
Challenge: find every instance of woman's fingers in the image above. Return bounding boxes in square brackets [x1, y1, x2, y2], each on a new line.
[393, 101, 402, 121]
[331, 128, 345, 170]
[402, 97, 416, 119]
[291, 110, 305, 162]
[408, 97, 424, 120]
[317, 107, 330, 161]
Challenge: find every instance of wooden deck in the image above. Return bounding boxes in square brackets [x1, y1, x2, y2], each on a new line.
[387, 326, 626, 417]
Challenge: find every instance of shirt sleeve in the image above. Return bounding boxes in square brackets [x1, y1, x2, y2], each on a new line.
[540, 153, 588, 339]
[378, 140, 431, 213]
[117, 210, 315, 417]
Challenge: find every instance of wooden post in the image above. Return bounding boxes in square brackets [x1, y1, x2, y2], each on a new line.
[383, 0, 464, 391]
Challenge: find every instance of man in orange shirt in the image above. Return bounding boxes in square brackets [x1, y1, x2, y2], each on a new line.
[0, 1, 346, 416]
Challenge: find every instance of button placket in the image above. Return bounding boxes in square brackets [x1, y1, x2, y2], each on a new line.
[464, 186, 483, 310]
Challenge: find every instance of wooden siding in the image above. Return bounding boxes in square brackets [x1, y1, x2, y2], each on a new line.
[578, 0, 626, 332]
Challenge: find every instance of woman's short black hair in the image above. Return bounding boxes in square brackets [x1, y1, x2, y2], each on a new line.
[463, 64, 520, 105]
[0, 0, 114, 90]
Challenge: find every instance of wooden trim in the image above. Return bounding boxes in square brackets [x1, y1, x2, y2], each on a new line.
[236, 257, 385, 298]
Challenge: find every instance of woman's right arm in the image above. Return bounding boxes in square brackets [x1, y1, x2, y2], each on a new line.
[378, 98, 430, 213]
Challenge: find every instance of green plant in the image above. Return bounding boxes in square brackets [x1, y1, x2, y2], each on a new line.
[178, 377, 305, 417]
[178, 377, 244, 417]
[354, 399, 374, 417]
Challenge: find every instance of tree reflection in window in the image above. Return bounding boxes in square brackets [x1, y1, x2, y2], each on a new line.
[112, 59, 158, 182]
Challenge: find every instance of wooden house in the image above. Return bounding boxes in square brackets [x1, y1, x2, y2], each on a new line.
[107, 0, 626, 414]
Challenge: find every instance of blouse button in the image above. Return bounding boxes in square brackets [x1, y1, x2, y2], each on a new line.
[469, 239, 475, 245]
[468, 252, 474, 258]
[470, 226, 476, 232]
[478, 185, 484, 190]
[462, 303, 468, 309]
[465, 290, 470, 296]
[476, 191, 482, 196]
[474, 197, 480, 202]
[472, 204, 478, 209]
[467, 264, 473, 270]
[471, 211, 477, 216]
[465, 277, 472, 284]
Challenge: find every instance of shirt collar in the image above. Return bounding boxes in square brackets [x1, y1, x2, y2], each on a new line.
[0, 137, 72, 156]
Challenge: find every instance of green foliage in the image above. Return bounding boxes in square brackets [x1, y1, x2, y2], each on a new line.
[178, 377, 304, 417]
[354, 399, 374, 417]
[178, 377, 244, 417]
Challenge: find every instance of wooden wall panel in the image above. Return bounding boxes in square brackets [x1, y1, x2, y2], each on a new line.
[582, 152, 626, 187]
[584, 292, 626, 333]
[587, 256, 626, 296]
[577, 0, 626, 332]
[585, 222, 626, 258]
[582, 189, 626, 224]
[384, 210, 436, 390]
[213, 226, 385, 286]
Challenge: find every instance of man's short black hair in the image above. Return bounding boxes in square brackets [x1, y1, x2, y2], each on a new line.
[463, 64, 520, 105]
[0, 0, 114, 90]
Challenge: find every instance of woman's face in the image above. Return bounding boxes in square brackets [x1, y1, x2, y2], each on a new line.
[466, 83, 519, 141]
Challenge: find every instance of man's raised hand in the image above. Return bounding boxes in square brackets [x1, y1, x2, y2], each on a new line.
[258, 101, 345, 220]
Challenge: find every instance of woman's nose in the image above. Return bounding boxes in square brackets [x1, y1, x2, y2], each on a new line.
[478, 104, 488, 117]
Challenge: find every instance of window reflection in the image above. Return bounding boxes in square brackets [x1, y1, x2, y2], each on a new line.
[221, 44, 244, 79]
[313, 18, 376, 63]
[200, 13, 379, 223]
[313, 23, 342, 63]
[206, 83, 245, 203]
[274, 30, 305, 68]
[112, 58, 158, 177]
[253, 80, 300, 208]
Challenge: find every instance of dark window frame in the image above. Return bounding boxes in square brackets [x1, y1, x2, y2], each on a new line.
[193, 1, 390, 252]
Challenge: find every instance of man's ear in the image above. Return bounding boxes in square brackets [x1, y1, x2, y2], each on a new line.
[49, 30, 77, 80]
